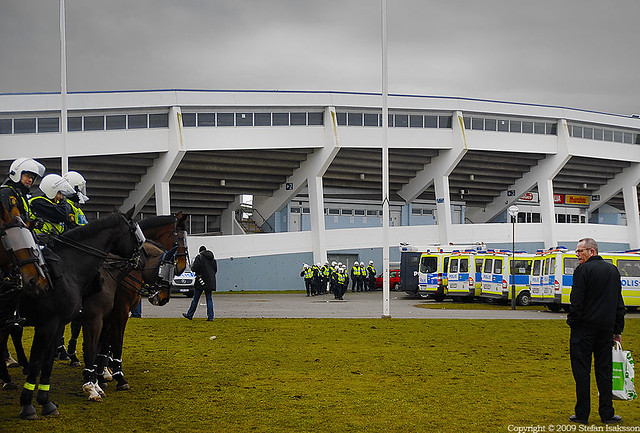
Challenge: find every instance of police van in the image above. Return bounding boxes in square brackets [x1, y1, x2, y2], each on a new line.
[531, 248, 640, 312]
[446, 250, 485, 300]
[417, 250, 449, 301]
[480, 251, 534, 306]
[416, 243, 486, 301]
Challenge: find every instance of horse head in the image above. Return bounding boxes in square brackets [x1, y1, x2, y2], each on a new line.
[0, 205, 49, 297]
[113, 208, 146, 267]
[137, 211, 189, 277]
[142, 242, 175, 307]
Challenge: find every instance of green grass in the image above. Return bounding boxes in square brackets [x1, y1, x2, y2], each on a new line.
[1, 319, 638, 433]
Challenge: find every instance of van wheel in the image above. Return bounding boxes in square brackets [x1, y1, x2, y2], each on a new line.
[516, 291, 531, 307]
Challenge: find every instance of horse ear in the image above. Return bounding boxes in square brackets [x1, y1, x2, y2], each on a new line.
[123, 207, 135, 220]
[178, 211, 187, 224]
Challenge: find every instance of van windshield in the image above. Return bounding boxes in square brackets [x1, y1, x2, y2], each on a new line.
[420, 256, 438, 273]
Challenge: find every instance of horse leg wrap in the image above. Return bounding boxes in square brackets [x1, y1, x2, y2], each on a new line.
[82, 368, 96, 385]
[96, 354, 112, 383]
[36, 385, 50, 406]
[19, 383, 35, 406]
[110, 358, 129, 390]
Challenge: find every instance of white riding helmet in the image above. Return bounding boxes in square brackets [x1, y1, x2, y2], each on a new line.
[331, 261, 337, 267]
[369, 260, 374, 265]
[303, 263, 309, 269]
[39, 174, 75, 200]
[63, 171, 89, 204]
[360, 262, 365, 266]
[337, 262, 343, 267]
[8, 158, 45, 183]
[316, 262, 321, 267]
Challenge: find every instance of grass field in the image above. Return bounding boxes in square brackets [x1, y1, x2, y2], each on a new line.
[1, 318, 638, 433]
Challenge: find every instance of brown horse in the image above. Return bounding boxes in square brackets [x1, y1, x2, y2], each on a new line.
[78, 240, 175, 401]
[0, 198, 50, 389]
[97, 212, 189, 391]
[63, 212, 188, 395]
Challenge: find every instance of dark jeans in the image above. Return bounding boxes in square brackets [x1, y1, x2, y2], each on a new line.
[569, 327, 615, 422]
[186, 289, 214, 320]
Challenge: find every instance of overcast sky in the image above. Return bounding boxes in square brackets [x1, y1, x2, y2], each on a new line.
[1, 0, 639, 115]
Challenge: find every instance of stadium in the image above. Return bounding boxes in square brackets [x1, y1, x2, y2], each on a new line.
[1, 89, 639, 290]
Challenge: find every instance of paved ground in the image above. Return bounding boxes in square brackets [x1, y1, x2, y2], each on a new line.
[137, 290, 570, 320]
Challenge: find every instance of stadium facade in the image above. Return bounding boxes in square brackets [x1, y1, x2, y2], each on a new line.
[1, 89, 639, 291]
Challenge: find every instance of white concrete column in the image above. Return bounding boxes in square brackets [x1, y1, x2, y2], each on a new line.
[537, 178, 557, 248]
[154, 181, 171, 215]
[434, 174, 453, 242]
[220, 195, 245, 235]
[622, 183, 640, 249]
[308, 175, 327, 265]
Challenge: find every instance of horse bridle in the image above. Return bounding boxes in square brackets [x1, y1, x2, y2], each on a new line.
[0, 221, 47, 291]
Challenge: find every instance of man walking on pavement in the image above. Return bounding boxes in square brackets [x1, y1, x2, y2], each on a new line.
[183, 246, 217, 321]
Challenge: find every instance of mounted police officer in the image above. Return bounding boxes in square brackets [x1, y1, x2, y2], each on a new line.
[28, 174, 75, 238]
[0, 158, 45, 226]
[0, 158, 45, 356]
[63, 171, 89, 229]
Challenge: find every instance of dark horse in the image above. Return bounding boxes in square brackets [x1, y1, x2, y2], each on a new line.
[0, 201, 50, 389]
[94, 212, 189, 392]
[78, 240, 176, 401]
[17, 209, 144, 420]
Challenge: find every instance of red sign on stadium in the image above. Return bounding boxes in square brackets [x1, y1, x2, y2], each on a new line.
[554, 194, 564, 204]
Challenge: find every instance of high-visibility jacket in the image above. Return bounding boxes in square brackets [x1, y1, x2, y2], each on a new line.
[0, 183, 31, 223]
[28, 195, 65, 235]
[304, 267, 314, 280]
[321, 265, 330, 278]
[367, 265, 376, 278]
[66, 198, 87, 226]
[351, 265, 361, 278]
[337, 272, 348, 285]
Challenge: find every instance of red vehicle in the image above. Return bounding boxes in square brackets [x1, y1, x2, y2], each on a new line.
[375, 269, 401, 291]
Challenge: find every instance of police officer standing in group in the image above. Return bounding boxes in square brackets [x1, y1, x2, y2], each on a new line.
[350, 262, 361, 293]
[321, 261, 330, 295]
[366, 260, 376, 291]
[336, 266, 349, 300]
[358, 262, 366, 292]
[300, 264, 313, 297]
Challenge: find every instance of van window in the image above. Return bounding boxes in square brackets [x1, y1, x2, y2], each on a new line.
[475, 258, 484, 270]
[460, 258, 469, 273]
[532, 260, 542, 276]
[483, 259, 493, 273]
[511, 259, 532, 275]
[544, 258, 552, 275]
[444, 257, 450, 273]
[618, 259, 640, 277]
[449, 258, 459, 273]
[420, 256, 438, 273]
[564, 257, 579, 275]
[493, 259, 503, 273]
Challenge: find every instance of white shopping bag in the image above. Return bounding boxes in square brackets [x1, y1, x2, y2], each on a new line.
[612, 341, 637, 401]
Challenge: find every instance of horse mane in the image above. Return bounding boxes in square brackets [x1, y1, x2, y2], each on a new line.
[137, 215, 175, 230]
[61, 212, 124, 242]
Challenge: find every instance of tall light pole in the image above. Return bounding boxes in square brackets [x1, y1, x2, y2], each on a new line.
[508, 205, 519, 310]
[381, 0, 390, 318]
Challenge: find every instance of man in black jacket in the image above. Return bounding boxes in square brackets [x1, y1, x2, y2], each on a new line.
[567, 237, 625, 425]
[182, 246, 217, 321]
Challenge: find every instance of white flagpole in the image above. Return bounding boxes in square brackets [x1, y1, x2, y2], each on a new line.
[381, 0, 390, 318]
[60, 0, 68, 175]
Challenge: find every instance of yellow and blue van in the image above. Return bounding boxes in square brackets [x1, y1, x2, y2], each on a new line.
[480, 251, 534, 306]
[445, 250, 485, 300]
